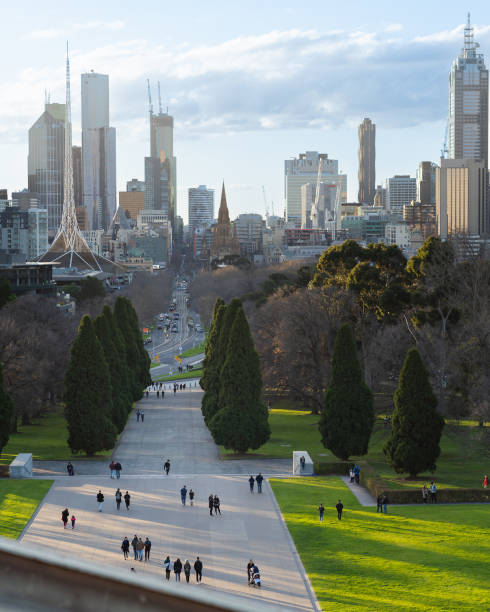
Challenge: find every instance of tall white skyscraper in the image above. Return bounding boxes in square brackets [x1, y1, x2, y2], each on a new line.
[448, 14, 488, 167]
[188, 185, 214, 234]
[81, 72, 116, 231]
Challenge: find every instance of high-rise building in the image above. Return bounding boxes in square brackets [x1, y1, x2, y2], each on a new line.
[436, 158, 488, 238]
[188, 185, 214, 234]
[28, 102, 65, 237]
[386, 175, 416, 216]
[284, 151, 346, 227]
[448, 15, 488, 167]
[12, 190, 40, 211]
[150, 111, 176, 227]
[72, 146, 82, 207]
[0, 190, 7, 200]
[119, 191, 144, 222]
[416, 162, 437, 205]
[358, 118, 376, 204]
[144, 157, 170, 215]
[301, 182, 336, 229]
[373, 185, 386, 208]
[81, 72, 116, 231]
[126, 178, 145, 192]
[0, 203, 48, 260]
[234, 213, 264, 256]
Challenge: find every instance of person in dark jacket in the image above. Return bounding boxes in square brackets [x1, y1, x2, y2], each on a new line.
[376, 494, 383, 513]
[66, 462, 74, 476]
[249, 476, 255, 493]
[114, 462, 122, 479]
[189, 489, 195, 506]
[174, 558, 182, 581]
[115, 488, 122, 511]
[144, 537, 152, 561]
[247, 559, 254, 584]
[181, 485, 187, 505]
[336, 499, 344, 520]
[61, 508, 69, 529]
[213, 495, 221, 515]
[382, 494, 389, 514]
[124, 491, 131, 510]
[194, 557, 203, 583]
[163, 555, 171, 580]
[164, 460, 171, 475]
[208, 494, 214, 516]
[96, 490, 104, 512]
[256, 473, 264, 493]
[121, 537, 130, 559]
[131, 535, 138, 560]
[183, 560, 191, 583]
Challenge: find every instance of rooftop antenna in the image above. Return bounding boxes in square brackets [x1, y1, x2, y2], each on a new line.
[157, 81, 163, 115]
[146, 78, 153, 116]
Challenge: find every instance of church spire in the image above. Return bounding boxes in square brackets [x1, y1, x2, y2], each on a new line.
[217, 182, 230, 224]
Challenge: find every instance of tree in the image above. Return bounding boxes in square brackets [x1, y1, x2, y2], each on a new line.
[78, 276, 106, 302]
[0, 280, 15, 309]
[124, 298, 152, 389]
[384, 348, 444, 477]
[319, 324, 374, 460]
[209, 303, 270, 453]
[64, 315, 116, 455]
[94, 307, 130, 432]
[0, 364, 13, 454]
[201, 299, 226, 424]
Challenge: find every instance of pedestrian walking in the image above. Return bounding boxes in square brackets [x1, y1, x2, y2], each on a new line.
[162, 390, 165, 399]
[213, 495, 221, 515]
[121, 537, 130, 559]
[174, 558, 182, 581]
[249, 476, 255, 493]
[376, 494, 383, 513]
[164, 459, 171, 475]
[256, 473, 264, 493]
[140, 410, 145, 422]
[184, 560, 191, 583]
[247, 560, 254, 584]
[136, 538, 144, 561]
[336, 499, 343, 520]
[163, 555, 171, 580]
[189, 489, 195, 506]
[124, 491, 131, 511]
[145, 391, 149, 398]
[353, 464, 360, 484]
[483, 474, 489, 488]
[71, 515, 76, 529]
[144, 537, 152, 561]
[349, 467, 354, 483]
[157, 390, 160, 398]
[61, 508, 69, 529]
[115, 461, 122, 479]
[318, 503, 325, 522]
[208, 494, 214, 516]
[382, 494, 389, 514]
[115, 488, 122, 510]
[422, 485, 429, 503]
[429, 481, 437, 503]
[109, 461, 115, 479]
[66, 462, 74, 476]
[300, 456, 306, 471]
[181, 485, 187, 505]
[131, 535, 138, 560]
[136, 409, 140, 422]
[96, 490, 104, 512]
[194, 557, 203, 583]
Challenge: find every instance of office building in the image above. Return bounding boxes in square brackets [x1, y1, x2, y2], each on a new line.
[188, 185, 214, 234]
[0, 203, 48, 260]
[234, 213, 264, 256]
[81, 72, 116, 231]
[27, 206, 48, 258]
[436, 158, 488, 239]
[416, 162, 437, 205]
[119, 191, 145, 222]
[301, 181, 337, 229]
[374, 185, 386, 208]
[28, 102, 65, 237]
[0, 190, 7, 200]
[150, 111, 176, 227]
[448, 15, 488, 167]
[126, 178, 144, 192]
[144, 157, 170, 215]
[358, 118, 376, 204]
[12, 190, 40, 211]
[285, 151, 346, 226]
[386, 175, 416, 216]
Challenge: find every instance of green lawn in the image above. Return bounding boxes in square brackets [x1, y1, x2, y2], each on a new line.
[0, 410, 118, 463]
[156, 368, 203, 382]
[0, 480, 53, 539]
[179, 341, 206, 358]
[270, 477, 490, 611]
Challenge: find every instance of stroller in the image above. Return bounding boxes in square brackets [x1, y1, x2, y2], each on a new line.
[249, 566, 261, 588]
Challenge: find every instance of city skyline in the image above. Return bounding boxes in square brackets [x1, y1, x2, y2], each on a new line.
[1, 2, 490, 223]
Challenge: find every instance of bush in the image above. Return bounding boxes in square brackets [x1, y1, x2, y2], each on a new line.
[314, 461, 353, 475]
[375, 488, 490, 504]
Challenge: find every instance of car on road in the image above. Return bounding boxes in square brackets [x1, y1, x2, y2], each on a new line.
[173, 313, 180, 320]
[157, 324, 162, 330]
[145, 337, 152, 344]
[196, 325, 202, 333]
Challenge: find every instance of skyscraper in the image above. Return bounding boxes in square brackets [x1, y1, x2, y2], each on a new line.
[144, 157, 170, 214]
[150, 111, 176, 227]
[81, 72, 116, 231]
[28, 102, 65, 237]
[188, 185, 214, 234]
[386, 175, 416, 217]
[448, 14, 488, 167]
[416, 162, 437, 205]
[358, 118, 376, 204]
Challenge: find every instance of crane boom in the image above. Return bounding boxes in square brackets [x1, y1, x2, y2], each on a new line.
[147, 79, 153, 116]
[157, 81, 163, 114]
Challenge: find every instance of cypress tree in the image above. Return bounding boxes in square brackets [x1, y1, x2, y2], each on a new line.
[319, 324, 374, 460]
[384, 348, 444, 477]
[0, 364, 13, 454]
[64, 315, 116, 455]
[103, 305, 133, 414]
[113, 297, 143, 400]
[94, 309, 128, 432]
[125, 298, 152, 389]
[209, 303, 270, 453]
[201, 300, 226, 424]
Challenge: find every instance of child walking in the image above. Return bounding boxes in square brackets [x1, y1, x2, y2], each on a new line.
[71, 515, 76, 529]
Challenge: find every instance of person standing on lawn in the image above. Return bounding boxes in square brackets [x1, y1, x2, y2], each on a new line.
[61, 508, 69, 529]
[429, 481, 437, 503]
[336, 499, 344, 520]
[382, 494, 389, 514]
[422, 485, 429, 503]
[376, 494, 383, 513]
[318, 503, 325, 522]
[256, 473, 264, 493]
[483, 475, 489, 488]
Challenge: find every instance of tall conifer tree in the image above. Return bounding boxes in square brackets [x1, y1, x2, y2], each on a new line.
[319, 324, 374, 460]
[64, 315, 116, 455]
[113, 297, 143, 400]
[201, 299, 226, 423]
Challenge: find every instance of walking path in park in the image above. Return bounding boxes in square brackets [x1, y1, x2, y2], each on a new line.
[340, 475, 377, 506]
[23, 390, 317, 611]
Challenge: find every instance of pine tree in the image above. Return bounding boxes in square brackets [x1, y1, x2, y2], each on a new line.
[113, 297, 143, 400]
[94, 308, 129, 432]
[384, 348, 444, 477]
[103, 305, 133, 414]
[201, 299, 226, 424]
[0, 364, 13, 454]
[64, 315, 117, 455]
[125, 298, 152, 389]
[319, 324, 374, 460]
[209, 303, 270, 453]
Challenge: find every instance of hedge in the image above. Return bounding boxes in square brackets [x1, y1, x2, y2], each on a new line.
[377, 487, 490, 504]
[314, 461, 353, 475]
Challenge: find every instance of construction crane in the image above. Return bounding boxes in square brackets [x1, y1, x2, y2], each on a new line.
[147, 79, 153, 116]
[157, 81, 163, 115]
[310, 157, 323, 229]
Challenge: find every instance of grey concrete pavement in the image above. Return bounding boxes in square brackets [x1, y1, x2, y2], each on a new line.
[340, 475, 376, 506]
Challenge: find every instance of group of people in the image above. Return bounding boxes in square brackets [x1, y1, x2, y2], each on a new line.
[180, 485, 195, 506]
[349, 465, 361, 484]
[61, 508, 76, 529]
[247, 560, 261, 587]
[95, 489, 131, 512]
[376, 495, 390, 513]
[109, 461, 122, 479]
[121, 536, 152, 562]
[136, 409, 145, 421]
[422, 482, 438, 503]
[163, 556, 203, 583]
[317, 500, 344, 521]
[208, 494, 221, 515]
[248, 473, 264, 493]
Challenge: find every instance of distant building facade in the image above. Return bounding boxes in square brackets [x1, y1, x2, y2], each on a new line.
[386, 175, 416, 217]
[416, 162, 437, 206]
[358, 118, 376, 204]
[188, 185, 214, 234]
[210, 184, 240, 260]
[144, 157, 170, 216]
[234, 213, 264, 256]
[150, 112, 176, 228]
[126, 178, 145, 192]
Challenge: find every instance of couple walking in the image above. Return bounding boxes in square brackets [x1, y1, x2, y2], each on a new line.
[208, 494, 221, 515]
[248, 473, 264, 493]
[109, 461, 122, 479]
[115, 488, 131, 510]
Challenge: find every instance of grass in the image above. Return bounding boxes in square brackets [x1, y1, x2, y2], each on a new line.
[179, 341, 206, 358]
[0, 480, 53, 539]
[270, 476, 490, 611]
[155, 368, 203, 382]
[0, 409, 119, 463]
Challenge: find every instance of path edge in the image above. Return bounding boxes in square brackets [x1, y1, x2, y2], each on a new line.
[18, 479, 55, 541]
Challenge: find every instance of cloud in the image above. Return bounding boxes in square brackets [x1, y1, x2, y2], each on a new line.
[24, 20, 125, 40]
[384, 23, 403, 33]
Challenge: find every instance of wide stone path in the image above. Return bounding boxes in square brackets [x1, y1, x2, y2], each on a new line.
[23, 389, 317, 611]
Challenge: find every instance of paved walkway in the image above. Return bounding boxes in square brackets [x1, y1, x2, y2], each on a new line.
[340, 476, 376, 506]
[24, 390, 316, 611]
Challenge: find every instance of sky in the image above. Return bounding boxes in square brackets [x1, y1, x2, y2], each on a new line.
[1, 0, 490, 223]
